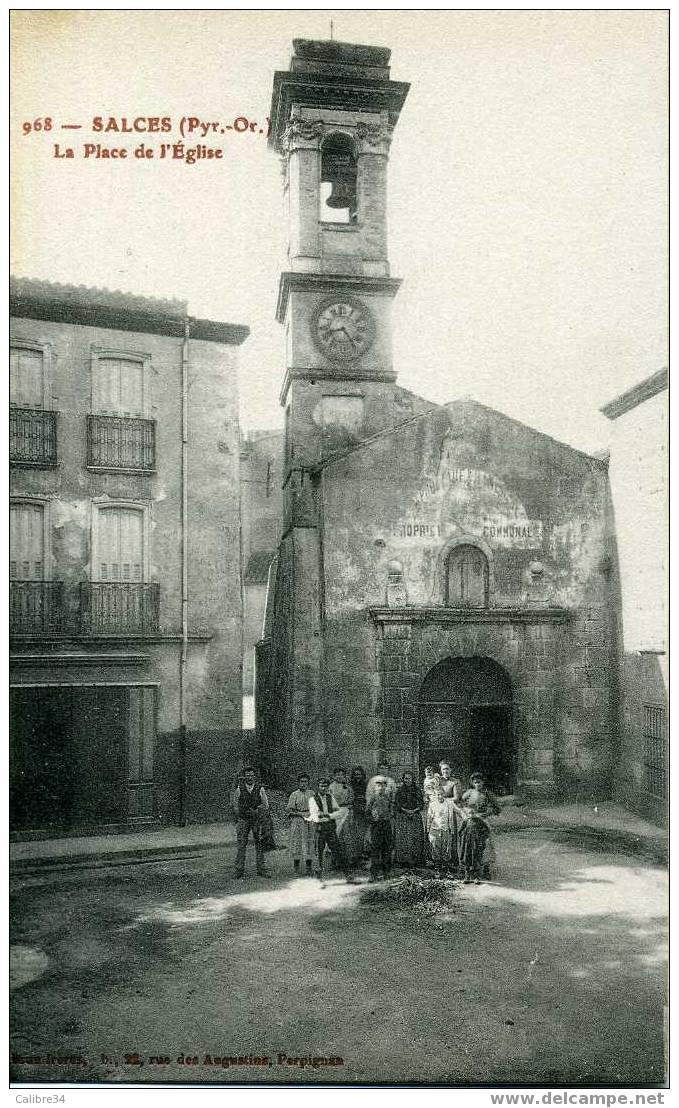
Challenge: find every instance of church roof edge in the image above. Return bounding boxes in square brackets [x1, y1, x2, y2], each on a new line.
[315, 393, 607, 473]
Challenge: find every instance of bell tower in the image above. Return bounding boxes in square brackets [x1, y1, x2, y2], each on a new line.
[270, 38, 410, 495]
[266, 39, 409, 775]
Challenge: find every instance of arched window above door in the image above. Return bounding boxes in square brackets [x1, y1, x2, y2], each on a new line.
[445, 544, 489, 608]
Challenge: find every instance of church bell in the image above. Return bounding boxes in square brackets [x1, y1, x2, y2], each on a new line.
[324, 173, 354, 210]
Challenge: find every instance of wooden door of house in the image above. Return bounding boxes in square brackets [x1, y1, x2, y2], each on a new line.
[10, 687, 130, 832]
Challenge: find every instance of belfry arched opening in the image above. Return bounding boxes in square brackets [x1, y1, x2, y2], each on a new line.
[418, 657, 514, 793]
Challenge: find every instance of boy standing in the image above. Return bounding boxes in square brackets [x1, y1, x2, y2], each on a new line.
[460, 772, 501, 881]
[308, 779, 353, 882]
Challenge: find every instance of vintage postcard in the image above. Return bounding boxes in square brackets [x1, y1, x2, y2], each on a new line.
[9, 9, 668, 1093]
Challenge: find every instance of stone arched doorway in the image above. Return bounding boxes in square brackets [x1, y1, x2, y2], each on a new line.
[417, 656, 514, 794]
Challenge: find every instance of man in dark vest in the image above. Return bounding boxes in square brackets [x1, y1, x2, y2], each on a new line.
[233, 766, 270, 879]
[308, 778, 353, 883]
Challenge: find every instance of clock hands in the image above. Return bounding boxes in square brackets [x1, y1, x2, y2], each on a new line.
[315, 300, 373, 359]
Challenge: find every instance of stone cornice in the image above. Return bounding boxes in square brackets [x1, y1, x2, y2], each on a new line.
[292, 39, 392, 71]
[281, 118, 393, 156]
[600, 368, 668, 420]
[10, 653, 150, 666]
[269, 71, 410, 154]
[279, 364, 397, 405]
[10, 633, 214, 647]
[368, 606, 571, 625]
[276, 271, 402, 323]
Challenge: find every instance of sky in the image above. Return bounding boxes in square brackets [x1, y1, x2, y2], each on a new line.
[11, 10, 667, 453]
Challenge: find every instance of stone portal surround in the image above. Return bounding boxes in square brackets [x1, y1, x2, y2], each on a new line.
[370, 607, 570, 795]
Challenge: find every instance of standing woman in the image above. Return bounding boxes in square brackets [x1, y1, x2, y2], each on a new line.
[437, 761, 465, 873]
[286, 773, 315, 876]
[345, 765, 369, 866]
[393, 771, 425, 868]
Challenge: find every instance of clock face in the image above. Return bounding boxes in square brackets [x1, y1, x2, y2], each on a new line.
[313, 298, 375, 361]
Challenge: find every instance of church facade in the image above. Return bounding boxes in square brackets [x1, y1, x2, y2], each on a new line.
[256, 38, 618, 800]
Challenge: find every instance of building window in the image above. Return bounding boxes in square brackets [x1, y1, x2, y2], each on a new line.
[10, 345, 57, 465]
[10, 346, 45, 408]
[643, 705, 666, 800]
[89, 351, 155, 470]
[83, 503, 158, 633]
[96, 506, 144, 582]
[94, 356, 144, 416]
[284, 404, 292, 467]
[320, 133, 358, 224]
[10, 500, 62, 635]
[10, 501, 45, 580]
[446, 544, 489, 608]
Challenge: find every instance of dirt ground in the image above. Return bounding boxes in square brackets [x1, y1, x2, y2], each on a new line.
[10, 827, 667, 1087]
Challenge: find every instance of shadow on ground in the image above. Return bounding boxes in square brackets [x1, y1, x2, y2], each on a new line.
[10, 830, 667, 1087]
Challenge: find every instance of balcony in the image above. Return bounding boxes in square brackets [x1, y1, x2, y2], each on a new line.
[10, 581, 64, 635]
[79, 582, 160, 635]
[10, 407, 58, 465]
[87, 414, 156, 471]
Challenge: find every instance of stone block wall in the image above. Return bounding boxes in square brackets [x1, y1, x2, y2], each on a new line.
[314, 398, 616, 797]
[368, 615, 568, 795]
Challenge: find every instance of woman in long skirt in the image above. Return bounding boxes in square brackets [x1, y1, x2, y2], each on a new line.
[461, 772, 501, 879]
[393, 771, 425, 867]
[437, 763, 465, 872]
[343, 765, 369, 866]
[286, 773, 315, 875]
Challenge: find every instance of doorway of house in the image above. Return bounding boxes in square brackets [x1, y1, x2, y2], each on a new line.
[10, 686, 129, 832]
[417, 656, 514, 794]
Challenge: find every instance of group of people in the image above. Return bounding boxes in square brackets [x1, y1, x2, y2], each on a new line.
[285, 760, 501, 884]
[232, 760, 501, 884]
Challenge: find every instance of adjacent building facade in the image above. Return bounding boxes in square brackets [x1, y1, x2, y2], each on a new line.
[10, 278, 248, 834]
[240, 428, 284, 728]
[602, 368, 668, 824]
[256, 38, 620, 801]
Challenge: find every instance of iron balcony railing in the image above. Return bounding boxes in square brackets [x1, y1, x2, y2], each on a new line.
[10, 580, 65, 635]
[79, 582, 160, 634]
[10, 407, 58, 465]
[87, 414, 156, 471]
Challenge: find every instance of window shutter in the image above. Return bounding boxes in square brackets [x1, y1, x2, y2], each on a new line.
[96, 358, 143, 416]
[97, 507, 144, 582]
[10, 348, 44, 408]
[10, 503, 45, 580]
